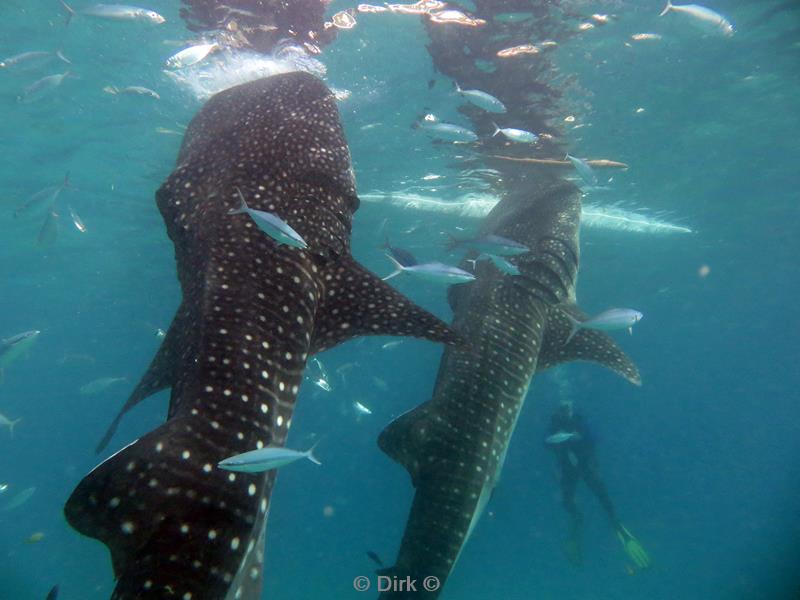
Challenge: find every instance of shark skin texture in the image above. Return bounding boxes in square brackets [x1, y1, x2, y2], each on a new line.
[65, 72, 461, 600]
[378, 177, 640, 598]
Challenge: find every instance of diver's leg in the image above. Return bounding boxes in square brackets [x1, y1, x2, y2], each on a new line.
[581, 457, 620, 531]
[559, 461, 583, 566]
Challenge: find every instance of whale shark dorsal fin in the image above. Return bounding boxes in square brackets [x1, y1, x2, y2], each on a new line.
[539, 303, 642, 385]
[310, 257, 462, 354]
[95, 303, 195, 454]
[378, 400, 436, 487]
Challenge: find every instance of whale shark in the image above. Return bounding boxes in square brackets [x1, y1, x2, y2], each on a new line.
[64, 72, 459, 600]
[377, 177, 640, 597]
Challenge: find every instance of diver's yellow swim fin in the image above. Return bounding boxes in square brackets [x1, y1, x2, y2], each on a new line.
[617, 525, 651, 570]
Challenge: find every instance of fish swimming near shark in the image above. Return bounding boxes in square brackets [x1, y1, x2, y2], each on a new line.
[64, 72, 459, 600]
[79, 376, 128, 396]
[377, 177, 640, 598]
[0, 412, 22, 437]
[218, 443, 321, 473]
[0, 330, 40, 380]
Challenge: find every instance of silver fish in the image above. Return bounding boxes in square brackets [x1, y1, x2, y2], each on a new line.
[229, 188, 308, 249]
[545, 431, 581, 445]
[564, 308, 643, 343]
[1, 486, 35, 511]
[19, 71, 71, 104]
[68, 205, 87, 232]
[471, 253, 521, 276]
[0, 50, 69, 70]
[60, 1, 166, 25]
[218, 444, 321, 473]
[0, 330, 41, 372]
[455, 83, 506, 113]
[447, 233, 529, 256]
[166, 43, 218, 69]
[14, 174, 70, 218]
[79, 377, 127, 396]
[305, 357, 332, 392]
[492, 123, 539, 143]
[419, 117, 478, 142]
[566, 154, 598, 187]
[659, 1, 734, 36]
[353, 401, 372, 416]
[383, 255, 476, 284]
[103, 85, 160, 99]
[631, 33, 664, 42]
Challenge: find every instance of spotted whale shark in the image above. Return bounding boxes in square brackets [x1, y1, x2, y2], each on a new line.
[64, 72, 459, 599]
[377, 177, 640, 597]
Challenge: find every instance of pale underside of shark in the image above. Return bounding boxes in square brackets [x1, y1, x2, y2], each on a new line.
[377, 177, 640, 598]
[64, 72, 460, 600]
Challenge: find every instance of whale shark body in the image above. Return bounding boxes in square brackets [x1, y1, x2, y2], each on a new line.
[378, 178, 641, 597]
[64, 72, 459, 599]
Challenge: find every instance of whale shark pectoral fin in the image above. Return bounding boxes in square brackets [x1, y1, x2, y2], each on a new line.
[310, 257, 463, 354]
[539, 304, 642, 386]
[378, 401, 436, 488]
[95, 304, 193, 454]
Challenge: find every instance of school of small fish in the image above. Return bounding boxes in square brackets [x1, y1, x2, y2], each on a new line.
[0, 0, 741, 594]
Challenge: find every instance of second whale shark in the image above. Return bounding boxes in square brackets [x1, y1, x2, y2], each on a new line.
[378, 177, 640, 597]
[64, 72, 460, 599]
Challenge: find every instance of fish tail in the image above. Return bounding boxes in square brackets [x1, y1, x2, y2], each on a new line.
[444, 231, 460, 251]
[563, 312, 581, 344]
[228, 187, 248, 215]
[659, 1, 672, 17]
[9, 418, 21, 437]
[306, 441, 322, 466]
[377, 217, 389, 248]
[382, 253, 404, 281]
[59, 0, 76, 25]
[66, 416, 265, 593]
[454, 81, 462, 93]
[56, 49, 71, 65]
[491, 122, 501, 137]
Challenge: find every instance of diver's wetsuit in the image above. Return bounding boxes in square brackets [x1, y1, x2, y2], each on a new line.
[547, 409, 621, 561]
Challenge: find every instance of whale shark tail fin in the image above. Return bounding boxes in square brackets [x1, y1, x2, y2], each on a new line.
[540, 304, 641, 385]
[67, 413, 263, 598]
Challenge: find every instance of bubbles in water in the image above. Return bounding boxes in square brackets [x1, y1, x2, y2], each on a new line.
[165, 42, 326, 101]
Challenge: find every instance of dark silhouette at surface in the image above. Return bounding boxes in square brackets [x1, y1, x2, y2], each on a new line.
[180, 0, 336, 54]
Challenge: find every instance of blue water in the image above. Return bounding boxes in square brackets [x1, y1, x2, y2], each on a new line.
[1, 1, 798, 598]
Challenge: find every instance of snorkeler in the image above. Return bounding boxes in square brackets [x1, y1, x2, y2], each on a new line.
[545, 399, 651, 571]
